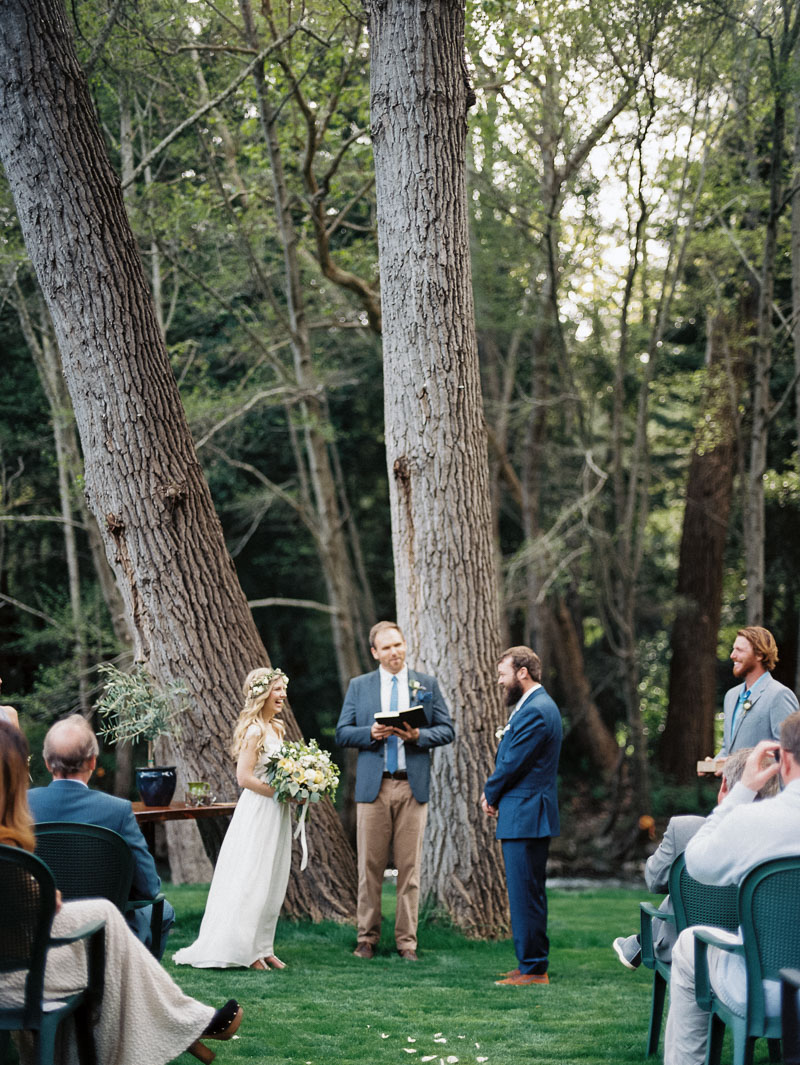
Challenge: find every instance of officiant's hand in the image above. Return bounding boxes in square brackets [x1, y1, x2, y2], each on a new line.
[371, 721, 394, 740]
[392, 722, 420, 743]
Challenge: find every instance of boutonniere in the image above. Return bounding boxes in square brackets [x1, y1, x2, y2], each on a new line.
[742, 700, 752, 713]
[495, 724, 510, 741]
[410, 679, 431, 702]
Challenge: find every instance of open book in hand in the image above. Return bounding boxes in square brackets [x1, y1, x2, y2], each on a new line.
[374, 704, 427, 729]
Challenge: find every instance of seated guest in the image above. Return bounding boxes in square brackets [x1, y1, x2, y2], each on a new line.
[663, 721, 800, 1065]
[28, 715, 175, 959]
[0, 720, 243, 1065]
[0, 674, 20, 728]
[612, 747, 778, 969]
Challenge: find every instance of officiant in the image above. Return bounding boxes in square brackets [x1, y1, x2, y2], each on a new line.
[335, 621, 455, 961]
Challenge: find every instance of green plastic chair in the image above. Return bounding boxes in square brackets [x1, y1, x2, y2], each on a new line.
[639, 852, 739, 1057]
[0, 844, 105, 1065]
[694, 856, 800, 1065]
[34, 822, 164, 958]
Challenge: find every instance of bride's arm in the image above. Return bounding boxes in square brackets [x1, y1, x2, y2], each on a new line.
[236, 735, 276, 798]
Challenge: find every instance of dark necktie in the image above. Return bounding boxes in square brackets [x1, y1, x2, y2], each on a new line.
[386, 676, 399, 773]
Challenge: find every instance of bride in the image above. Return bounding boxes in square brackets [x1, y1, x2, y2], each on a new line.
[174, 667, 293, 970]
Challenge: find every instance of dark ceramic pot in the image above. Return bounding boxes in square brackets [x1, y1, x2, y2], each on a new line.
[135, 765, 177, 807]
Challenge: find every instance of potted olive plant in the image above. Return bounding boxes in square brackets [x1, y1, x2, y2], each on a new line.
[95, 663, 189, 807]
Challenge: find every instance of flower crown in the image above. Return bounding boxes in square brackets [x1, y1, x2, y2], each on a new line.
[248, 668, 288, 701]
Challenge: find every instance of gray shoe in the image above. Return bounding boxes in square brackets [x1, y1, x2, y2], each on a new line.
[612, 935, 642, 970]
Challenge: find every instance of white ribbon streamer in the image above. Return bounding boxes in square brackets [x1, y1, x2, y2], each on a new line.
[294, 801, 309, 870]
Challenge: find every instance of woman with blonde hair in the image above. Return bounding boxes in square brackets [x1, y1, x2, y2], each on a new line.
[0, 720, 243, 1065]
[174, 667, 293, 970]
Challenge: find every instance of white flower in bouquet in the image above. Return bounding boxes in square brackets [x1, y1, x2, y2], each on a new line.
[256, 737, 339, 807]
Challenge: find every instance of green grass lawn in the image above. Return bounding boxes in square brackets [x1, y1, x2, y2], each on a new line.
[163, 882, 766, 1065]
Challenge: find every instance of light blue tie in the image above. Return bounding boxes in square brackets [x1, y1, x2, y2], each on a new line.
[731, 687, 750, 739]
[386, 676, 399, 773]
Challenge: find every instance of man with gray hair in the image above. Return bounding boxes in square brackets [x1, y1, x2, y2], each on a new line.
[612, 746, 780, 970]
[28, 714, 175, 958]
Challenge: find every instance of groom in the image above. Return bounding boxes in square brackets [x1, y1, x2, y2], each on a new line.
[336, 621, 455, 960]
[482, 646, 562, 986]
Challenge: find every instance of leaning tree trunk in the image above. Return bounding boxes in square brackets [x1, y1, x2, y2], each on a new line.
[367, 0, 509, 935]
[660, 311, 742, 780]
[0, 0, 356, 921]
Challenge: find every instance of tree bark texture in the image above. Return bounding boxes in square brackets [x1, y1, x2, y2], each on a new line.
[0, 0, 356, 921]
[366, 0, 509, 935]
[659, 312, 742, 780]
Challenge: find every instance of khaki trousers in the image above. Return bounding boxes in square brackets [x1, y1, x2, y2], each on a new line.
[356, 778, 428, 951]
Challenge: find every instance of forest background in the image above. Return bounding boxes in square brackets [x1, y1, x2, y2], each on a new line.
[2, 0, 800, 909]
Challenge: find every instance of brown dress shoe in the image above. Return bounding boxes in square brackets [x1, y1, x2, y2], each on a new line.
[353, 942, 375, 959]
[494, 971, 549, 986]
[398, 949, 418, 961]
[498, 968, 521, 978]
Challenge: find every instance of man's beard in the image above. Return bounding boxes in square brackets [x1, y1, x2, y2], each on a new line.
[504, 680, 524, 707]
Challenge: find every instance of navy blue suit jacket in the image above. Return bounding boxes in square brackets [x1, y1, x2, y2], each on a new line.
[28, 779, 163, 942]
[335, 669, 455, 803]
[484, 686, 562, 840]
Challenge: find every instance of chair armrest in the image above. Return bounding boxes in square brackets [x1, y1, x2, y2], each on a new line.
[125, 890, 164, 913]
[694, 929, 744, 1012]
[640, 901, 674, 969]
[49, 918, 106, 947]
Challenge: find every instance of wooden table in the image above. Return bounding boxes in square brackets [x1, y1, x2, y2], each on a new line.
[133, 801, 238, 864]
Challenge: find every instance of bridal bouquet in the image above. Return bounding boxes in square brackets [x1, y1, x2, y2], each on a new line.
[256, 738, 339, 869]
[257, 737, 340, 806]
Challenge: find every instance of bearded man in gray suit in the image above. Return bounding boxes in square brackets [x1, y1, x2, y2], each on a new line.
[719, 626, 797, 757]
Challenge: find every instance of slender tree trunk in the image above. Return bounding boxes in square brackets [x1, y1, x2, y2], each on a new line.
[367, 0, 508, 934]
[238, 0, 366, 697]
[0, 0, 356, 920]
[12, 287, 90, 713]
[660, 311, 742, 779]
[548, 597, 620, 773]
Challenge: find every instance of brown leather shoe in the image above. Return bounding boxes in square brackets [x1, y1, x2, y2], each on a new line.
[495, 971, 549, 986]
[353, 942, 375, 959]
[398, 949, 418, 961]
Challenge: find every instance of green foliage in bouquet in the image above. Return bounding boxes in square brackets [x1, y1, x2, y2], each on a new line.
[257, 737, 340, 807]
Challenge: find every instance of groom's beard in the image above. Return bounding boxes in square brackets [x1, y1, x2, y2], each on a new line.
[504, 680, 524, 707]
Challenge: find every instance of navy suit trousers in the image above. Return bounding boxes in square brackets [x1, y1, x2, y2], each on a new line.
[502, 837, 550, 974]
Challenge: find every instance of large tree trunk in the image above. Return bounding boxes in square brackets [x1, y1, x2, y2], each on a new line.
[660, 311, 742, 780]
[0, 0, 356, 921]
[366, 0, 508, 935]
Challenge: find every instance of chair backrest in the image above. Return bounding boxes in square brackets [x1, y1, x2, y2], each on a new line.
[738, 857, 800, 1032]
[0, 844, 57, 1029]
[34, 822, 134, 910]
[669, 852, 740, 934]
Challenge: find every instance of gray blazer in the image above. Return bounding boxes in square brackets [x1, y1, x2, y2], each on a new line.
[646, 814, 706, 961]
[335, 669, 454, 803]
[720, 673, 798, 756]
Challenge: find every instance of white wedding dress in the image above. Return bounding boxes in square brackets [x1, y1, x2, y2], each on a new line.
[173, 726, 292, 968]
